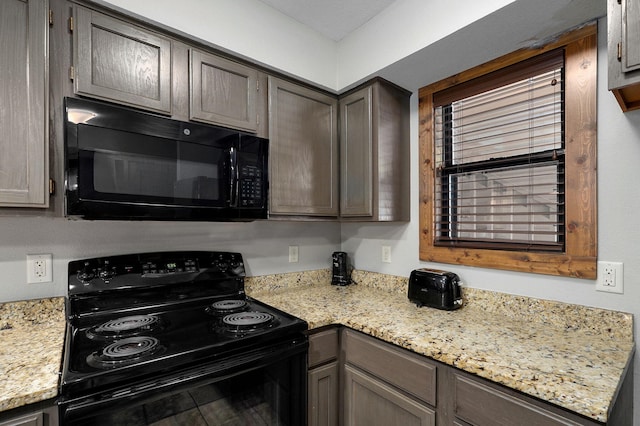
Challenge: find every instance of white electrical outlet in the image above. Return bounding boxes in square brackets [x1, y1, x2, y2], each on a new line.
[288, 246, 299, 263]
[596, 261, 624, 294]
[27, 254, 53, 283]
[381, 245, 391, 263]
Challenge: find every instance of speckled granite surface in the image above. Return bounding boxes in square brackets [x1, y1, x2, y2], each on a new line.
[0, 271, 634, 422]
[246, 269, 635, 423]
[0, 297, 66, 412]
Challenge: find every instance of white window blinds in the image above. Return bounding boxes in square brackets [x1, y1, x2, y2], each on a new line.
[433, 51, 565, 251]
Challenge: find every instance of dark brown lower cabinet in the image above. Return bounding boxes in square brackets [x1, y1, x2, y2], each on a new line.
[309, 327, 633, 426]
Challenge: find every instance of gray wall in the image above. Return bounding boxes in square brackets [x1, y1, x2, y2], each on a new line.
[0, 218, 340, 301]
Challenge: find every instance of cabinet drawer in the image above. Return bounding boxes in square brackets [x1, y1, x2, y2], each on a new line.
[454, 374, 583, 426]
[343, 329, 436, 406]
[309, 328, 339, 368]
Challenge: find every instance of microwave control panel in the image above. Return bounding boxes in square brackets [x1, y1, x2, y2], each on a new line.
[238, 165, 264, 207]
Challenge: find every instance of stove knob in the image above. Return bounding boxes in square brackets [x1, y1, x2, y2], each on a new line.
[230, 261, 243, 274]
[98, 261, 116, 282]
[77, 262, 95, 283]
[98, 268, 116, 282]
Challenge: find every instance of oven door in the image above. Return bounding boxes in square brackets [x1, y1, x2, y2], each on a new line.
[59, 338, 307, 426]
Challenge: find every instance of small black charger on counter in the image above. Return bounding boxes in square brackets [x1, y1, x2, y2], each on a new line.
[331, 251, 352, 285]
[408, 268, 463, 310]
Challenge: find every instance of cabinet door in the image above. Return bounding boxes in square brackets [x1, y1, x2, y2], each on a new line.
[340, 86, 373, 217]
[190, 50, 258, 132]
[0, 0, 48, 207]
[309, 362, 339, 426]
[344, 365, 435, 426]
[73, 6, 171, 114]
[0, 412, 42, 426]
[268, 77, 338, 216]
[339, 79, 410, 221]
[622, 0, 640, 72]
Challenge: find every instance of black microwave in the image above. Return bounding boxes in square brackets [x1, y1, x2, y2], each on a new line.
[64, 97, 268, 221]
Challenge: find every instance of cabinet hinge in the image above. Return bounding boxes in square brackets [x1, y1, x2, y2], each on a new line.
[69, 16, 74, 32]
[256, 80, 260, 92]
[69, 66, 75, 81]
[48, 9, 53, 26]
[49, 179, 56, 196]
[618, 42, 623, 61]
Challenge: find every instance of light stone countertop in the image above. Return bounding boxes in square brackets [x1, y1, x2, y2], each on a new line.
[0, 271, 634, 422]
[0, 297, 66, 413]
[246, 270, 635, 424]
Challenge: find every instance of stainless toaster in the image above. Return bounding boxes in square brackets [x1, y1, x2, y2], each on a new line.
[408, 268, 463, 310]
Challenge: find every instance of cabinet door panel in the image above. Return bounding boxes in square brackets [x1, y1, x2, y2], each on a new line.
[268, 77, 338, 216]
[74, 7, 171, 114]
[0, 412, 42, 426]
[344, 365, 435, 426]
[0, 0, 48, 207]
[190, 50, 258, 132]
[623, 0, 640, 71]
[340, 87, 373, 217]
[309, 362, 339, 426]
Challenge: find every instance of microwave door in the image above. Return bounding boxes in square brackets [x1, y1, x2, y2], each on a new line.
[75, 125, 230, 208]
[94, 153, 176, 198]
[175, 141, 229, 205]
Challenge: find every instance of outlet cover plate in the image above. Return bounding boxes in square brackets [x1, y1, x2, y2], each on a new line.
[27, 254, 53, 283]
[288, 246, 299, 263]
[596, 261, 624, 294]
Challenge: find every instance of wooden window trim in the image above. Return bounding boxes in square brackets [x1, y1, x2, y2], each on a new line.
[418, 23, 597, 279]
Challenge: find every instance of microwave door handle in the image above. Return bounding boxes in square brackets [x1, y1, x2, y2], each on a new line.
[229, 147, 237, 207]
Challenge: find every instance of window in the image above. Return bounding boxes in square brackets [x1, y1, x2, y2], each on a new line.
[418, 24, 597, 278]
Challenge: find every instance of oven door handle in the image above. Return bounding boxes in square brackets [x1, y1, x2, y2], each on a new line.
[61, 338, 307, 423]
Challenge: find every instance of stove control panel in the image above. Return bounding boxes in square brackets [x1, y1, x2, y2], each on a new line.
[69, 251, 246, 294]
[142, 258, 198, 275]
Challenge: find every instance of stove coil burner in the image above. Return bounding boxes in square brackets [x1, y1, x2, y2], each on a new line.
[222, 311, 276, 335]
[86, 336, 164, 369]
[206, 299, 248, 317]
[87, 314, 162, 341]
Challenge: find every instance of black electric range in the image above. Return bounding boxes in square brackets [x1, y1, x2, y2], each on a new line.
[59, 251, 308, 425]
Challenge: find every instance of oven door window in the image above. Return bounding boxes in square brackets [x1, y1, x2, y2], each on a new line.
[62, 344, 306, 426]
[77, 125, 230, 207]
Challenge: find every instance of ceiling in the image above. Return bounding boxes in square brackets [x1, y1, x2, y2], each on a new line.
[257, 0, 399, 41]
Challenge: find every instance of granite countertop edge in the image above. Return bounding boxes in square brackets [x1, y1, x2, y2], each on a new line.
[0, 297, 66, 414]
